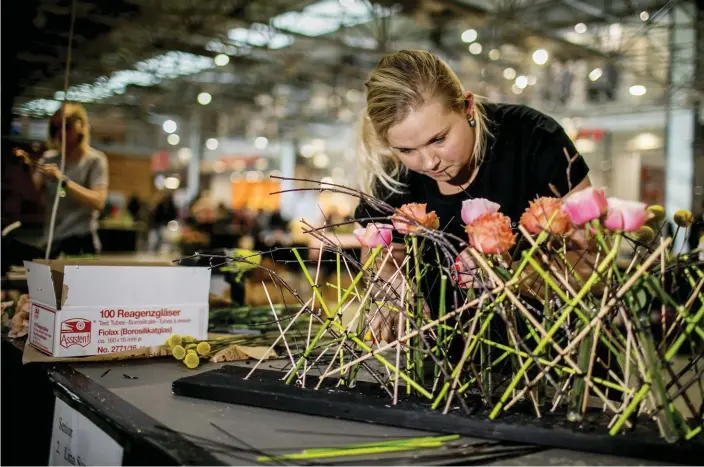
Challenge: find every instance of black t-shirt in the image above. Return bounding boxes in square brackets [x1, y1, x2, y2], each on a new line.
[355, 103, 590, 244]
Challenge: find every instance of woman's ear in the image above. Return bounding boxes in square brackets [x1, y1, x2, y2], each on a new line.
[463, 91, 475, 115]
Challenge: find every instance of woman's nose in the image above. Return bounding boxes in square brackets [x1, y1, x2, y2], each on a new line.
[421, 149, 440, 171]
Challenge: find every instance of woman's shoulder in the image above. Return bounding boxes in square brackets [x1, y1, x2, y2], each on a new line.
[85, 147, 108, 163]
[485, 103, 562, 134]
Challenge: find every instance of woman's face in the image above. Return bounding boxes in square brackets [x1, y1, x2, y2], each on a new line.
[49, 113, 83, 148]
[386, 94, 475, 182]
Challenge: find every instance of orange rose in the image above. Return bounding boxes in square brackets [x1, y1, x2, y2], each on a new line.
[391, 203, 440, 234]
[520, 197, 572, 235]
[465, 212, 516, 254]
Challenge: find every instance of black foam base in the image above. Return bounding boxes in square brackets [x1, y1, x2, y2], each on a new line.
[172, 365, 701, 464]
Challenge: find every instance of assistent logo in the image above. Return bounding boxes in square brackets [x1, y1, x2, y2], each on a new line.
[60, 318, 91, 348]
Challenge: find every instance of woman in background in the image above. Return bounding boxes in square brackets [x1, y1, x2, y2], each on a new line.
[15, 102, 109, 257]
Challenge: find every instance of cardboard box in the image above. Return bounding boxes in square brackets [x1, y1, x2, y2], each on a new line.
[24, 259, 211, 357]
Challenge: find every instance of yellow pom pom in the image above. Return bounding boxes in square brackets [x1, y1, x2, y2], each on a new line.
[164, 338, 171, 347]
[182, 335, 196, 343]
[196, 341, 211, 356]
[632, 225, 655, 244]
[647, 205, 665, 224]
[185, 343, 197, 350]
[168, 334, 182, 347]
[184, 352, 200, 369]
[172, 345, 186, 361]
[674, 209, 694, 228]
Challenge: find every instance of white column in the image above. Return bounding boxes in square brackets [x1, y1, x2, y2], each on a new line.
[278, 141, 297, 220]
[186, 108, 202, 203]
[665, 5, 697, 251]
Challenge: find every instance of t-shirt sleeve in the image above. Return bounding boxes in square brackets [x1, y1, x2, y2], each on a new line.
[88, 153, 109, 189]
[527, 118, 589, 198]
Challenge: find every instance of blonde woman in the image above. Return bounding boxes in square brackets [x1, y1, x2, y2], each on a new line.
[354, 50, 591, 342]
[15, 103, 109, 257]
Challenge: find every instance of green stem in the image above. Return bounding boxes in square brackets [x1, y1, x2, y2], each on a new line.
[609, 383, 650, 436]
[489, 243, 619, 420]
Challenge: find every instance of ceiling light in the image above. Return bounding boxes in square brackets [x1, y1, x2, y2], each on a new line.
[246, 171, 264, 182]
[254, 136, 269, 150]
[532, 49, 549, 65]
[332, 167, 345, 179]
[640, 11, 649, 21]
[527, 75, 537, 85]
[515, 75, 528, 89]
[461, 29, 477, 43]
[197, 92, 212, 105]
[511, 84, 523, 95]
[164, 176, 180, 190]
[575, 138, 596, 155]
[154, 174, 165, 190]
[214, 54, 230, 66]
[589, 68, 603, 81]
[255, 158, 269, 170]
[313, 153, 329, 168]
[162, 120, 177, 134]
[346, 89, 361, 102]
[574, 23, 587, 34]
[488, 49, 500, 61]
[503, 68, 516, 80]
[629, 84, 646, 96]
[205, 138, 219, 150]
[469, 43, 482, 55]
[177, 147, 192, 163]
[301, 144, 315, 158]
[167, 134, 180, 146]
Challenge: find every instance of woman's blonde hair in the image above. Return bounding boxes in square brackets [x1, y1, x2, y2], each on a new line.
[47, 102, 91, 151]
[358, 49, 490, 196]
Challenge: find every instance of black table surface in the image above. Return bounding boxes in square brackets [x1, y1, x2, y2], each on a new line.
[4, 342, 676, 467]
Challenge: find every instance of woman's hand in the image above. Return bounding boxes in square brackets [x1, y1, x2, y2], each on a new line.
[368, 296, 430, 344]
[454, 248, 496, 289]
[13, 148, 31, 165]
[40, 163, 62, 181]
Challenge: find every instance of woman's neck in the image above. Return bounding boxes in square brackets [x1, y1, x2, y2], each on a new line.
[65, 145, 86, 161]
[436, 163, 480, 195]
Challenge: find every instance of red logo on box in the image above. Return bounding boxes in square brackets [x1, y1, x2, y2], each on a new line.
[60, 318, 91, 348]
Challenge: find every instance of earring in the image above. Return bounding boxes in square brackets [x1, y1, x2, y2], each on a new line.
[467, 114, 476, 128]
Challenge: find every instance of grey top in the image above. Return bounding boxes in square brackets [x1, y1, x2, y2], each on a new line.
[41, 147, 109, 248]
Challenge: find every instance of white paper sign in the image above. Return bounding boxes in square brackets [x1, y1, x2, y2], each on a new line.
[49, 397, 124, 466]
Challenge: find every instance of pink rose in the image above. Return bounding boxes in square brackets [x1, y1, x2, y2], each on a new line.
[603, 198, 648, 232]
[562, 187, 608, 226]
[461, 198, 501, 225]
[353, 223, 394, 248]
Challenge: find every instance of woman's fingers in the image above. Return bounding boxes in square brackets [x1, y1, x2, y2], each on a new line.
[369, 307, 397, 344]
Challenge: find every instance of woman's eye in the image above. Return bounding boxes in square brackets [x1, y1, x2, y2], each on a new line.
[398, 148, 412, 154]
[433, 136, 446, 144]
